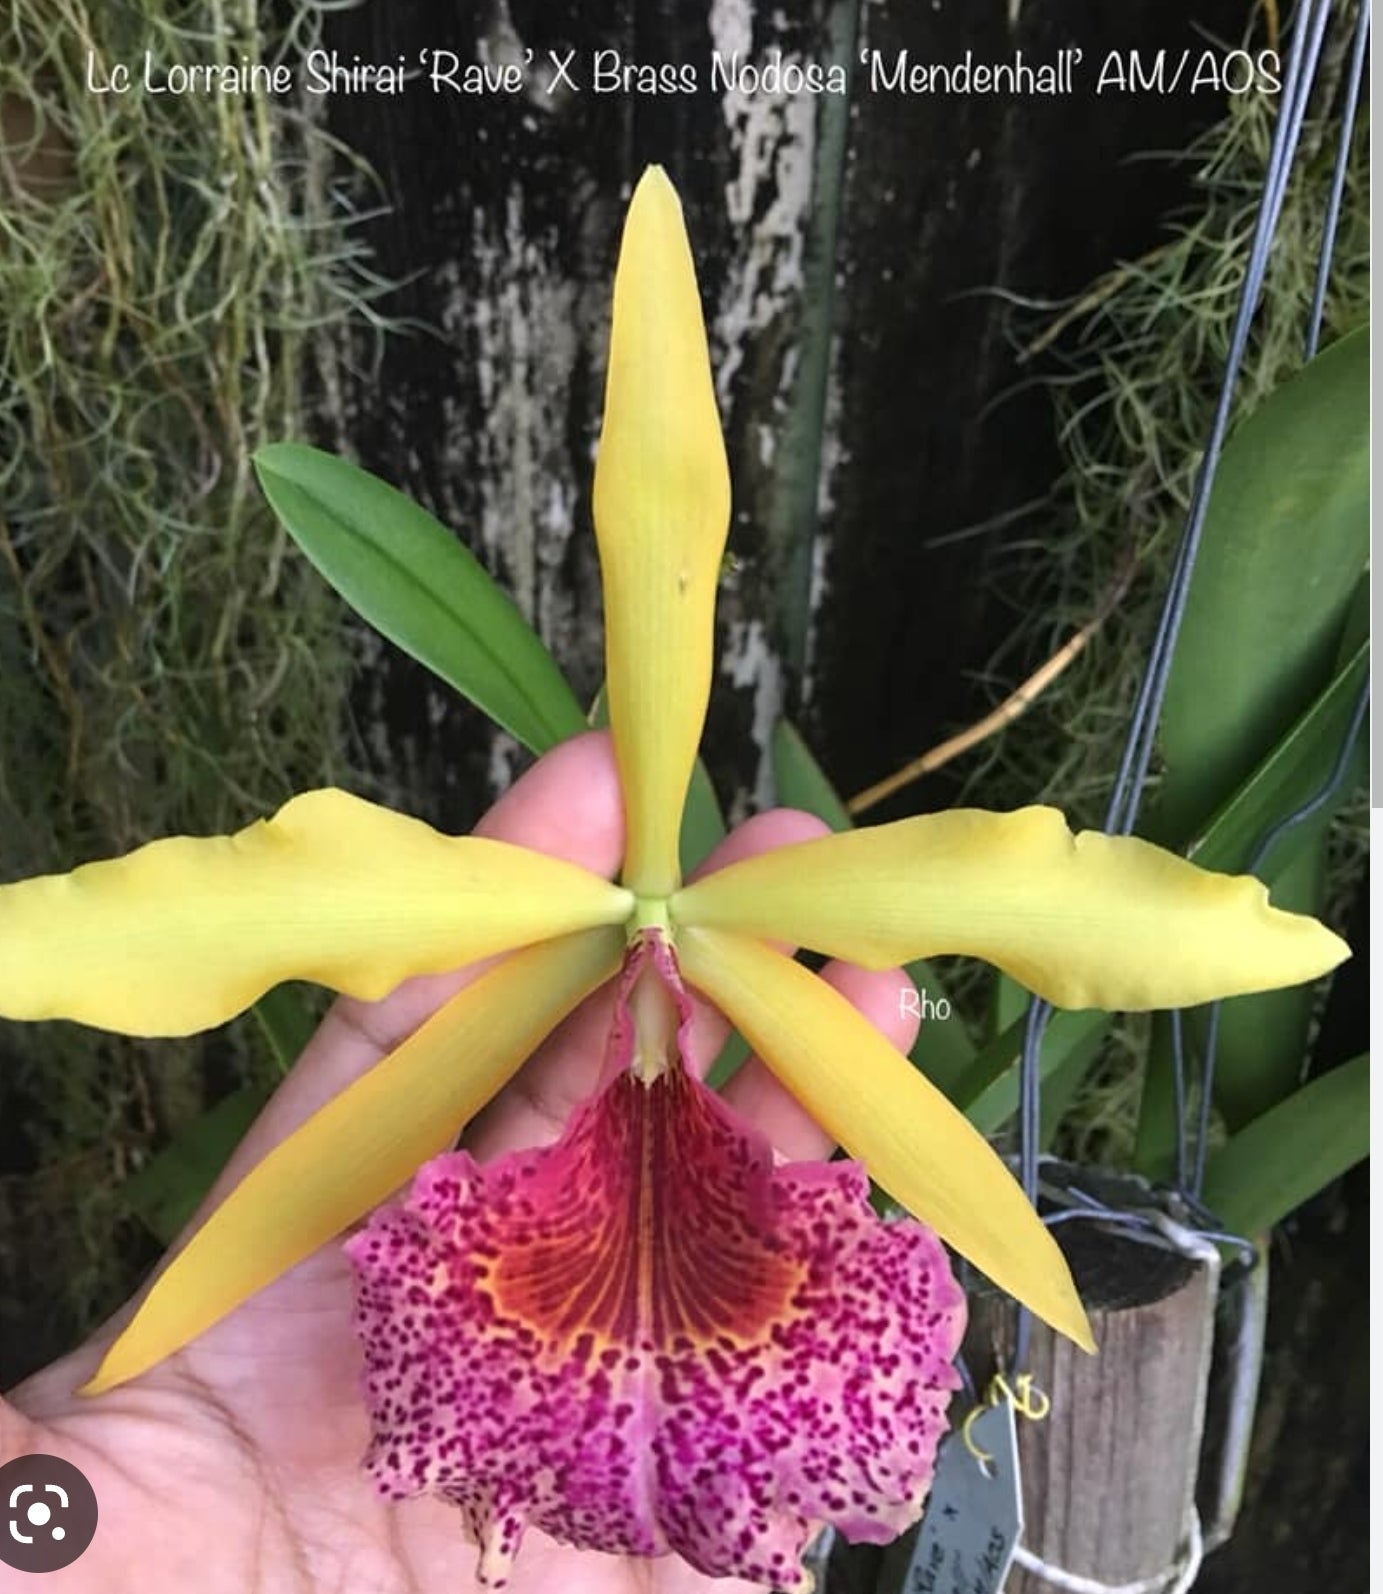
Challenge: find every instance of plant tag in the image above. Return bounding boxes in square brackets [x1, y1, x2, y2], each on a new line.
[902, 1402, 1023, 1594]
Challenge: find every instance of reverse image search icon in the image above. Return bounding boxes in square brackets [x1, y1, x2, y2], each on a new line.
[0, 1454, 98, 1573]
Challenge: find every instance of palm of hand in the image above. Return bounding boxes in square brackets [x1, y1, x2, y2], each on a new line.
[7, 1244, 753, 1594]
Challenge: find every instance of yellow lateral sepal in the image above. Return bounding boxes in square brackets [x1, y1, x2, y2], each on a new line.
[672, 808, 1348, 1011]
[81, 927, 624, 1394]
[0, 788, 632, 1035]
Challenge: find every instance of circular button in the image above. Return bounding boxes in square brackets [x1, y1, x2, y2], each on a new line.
[0, 1454, 98, 1573]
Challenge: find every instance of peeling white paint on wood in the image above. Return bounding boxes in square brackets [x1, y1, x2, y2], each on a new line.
[425, 176, 602, 805]
[487, 730, 521, 797]
[711, 90, 816, 405]
[709, 4, 825, 811]
[709, 0, 753, 64]
[438, 183, 580, 634]
[803, 344, 846, 706]
[720, 615, 784, 816]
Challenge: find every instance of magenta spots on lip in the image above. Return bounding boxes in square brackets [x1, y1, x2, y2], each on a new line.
[346, 933, 966, 1591]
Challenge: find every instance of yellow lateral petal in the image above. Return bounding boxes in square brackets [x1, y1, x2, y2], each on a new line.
[592, 166, 730, 898]
[678, 927, 1094, 1352]
[0, 788, 633, 1035]
[82, 927, 624, 1394]
[673, 808, 1348, 1010]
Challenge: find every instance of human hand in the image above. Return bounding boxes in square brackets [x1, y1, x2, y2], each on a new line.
[2, 733, 920, 1594]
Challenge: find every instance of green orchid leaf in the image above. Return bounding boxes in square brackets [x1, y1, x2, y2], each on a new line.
[771, 718, 853, 832]
[1135, 332, 1366, 1168]
[990, 971, 1031, 1036]
[957, 1007, 1110, 1135]
[1138, 842, 1334, 1177]
[705, 1030, 752, 1090]
[1188, 638, 1368, 879]
[680, 756, 728, 876]
[1038, 1033, 1105, 1150]
[1137, 637, 1365, 1172]
[1335, 566, 1369, 657]
[1202, 840, 1330, 1128]
[1188, 638, 1364, 1130]
[770, 716, 974, 1092]
[254, 443, 586, 754]
[125, 1084, 270, 1245]
[1201, 1053, 1368, 1236]
[901, 958, 976, 1099]
[1153, 328, 1368, 844]
[1132, 1017, 1181, 1182]
[250, 983, 321, 1077]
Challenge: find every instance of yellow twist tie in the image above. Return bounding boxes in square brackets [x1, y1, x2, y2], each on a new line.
[995, 1370, 1052, 1422]
[960, 1370, 1052, 1466]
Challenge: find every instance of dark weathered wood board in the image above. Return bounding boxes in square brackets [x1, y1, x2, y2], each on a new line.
[317, 0, 1246, 829]
[872, 1213, 1217, 1594]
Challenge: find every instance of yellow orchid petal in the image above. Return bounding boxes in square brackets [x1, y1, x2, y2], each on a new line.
[81, 926, 624, 1394]
[592, 166, 730, 898]
[0, 788, 632, 1036]
[678, 926, 1094, 1352]
[673, 808, 1348, 1011]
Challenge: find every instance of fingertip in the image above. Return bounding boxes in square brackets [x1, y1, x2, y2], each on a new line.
[475, 731, 625, 877]
[690, 807, 830, 881]
[720, 960, 919, 1164]
[818, 960, 920, 1055]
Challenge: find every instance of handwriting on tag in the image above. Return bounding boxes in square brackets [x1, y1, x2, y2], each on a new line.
[903, 1402, 1023, 1594]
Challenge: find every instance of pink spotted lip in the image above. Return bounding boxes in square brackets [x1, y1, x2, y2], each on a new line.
[346, 932, 966, 1591]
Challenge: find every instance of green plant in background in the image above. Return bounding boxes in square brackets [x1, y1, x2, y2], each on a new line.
[895, 80, 1370, 1200]
[972, 87, 1367, 828]
[834, 87, 1368, 1177]
[0, 2, 385, 1351]
[780, 326, 1368, 1241]
[1136, 331, 1367, 1190]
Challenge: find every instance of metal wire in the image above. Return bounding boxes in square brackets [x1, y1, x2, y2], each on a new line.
[1008, 0, 1353, 1376]
[1169, 1009, 1191, 1192]
[1306, 0, 1371, 359]
[1184, 0, 1371, 1196]
[1187, 676, 1370, 1196]
[1102, 0, 1333, 840]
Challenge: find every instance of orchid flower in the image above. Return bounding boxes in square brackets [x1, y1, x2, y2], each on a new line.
[0, 168, 1346, 1590]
